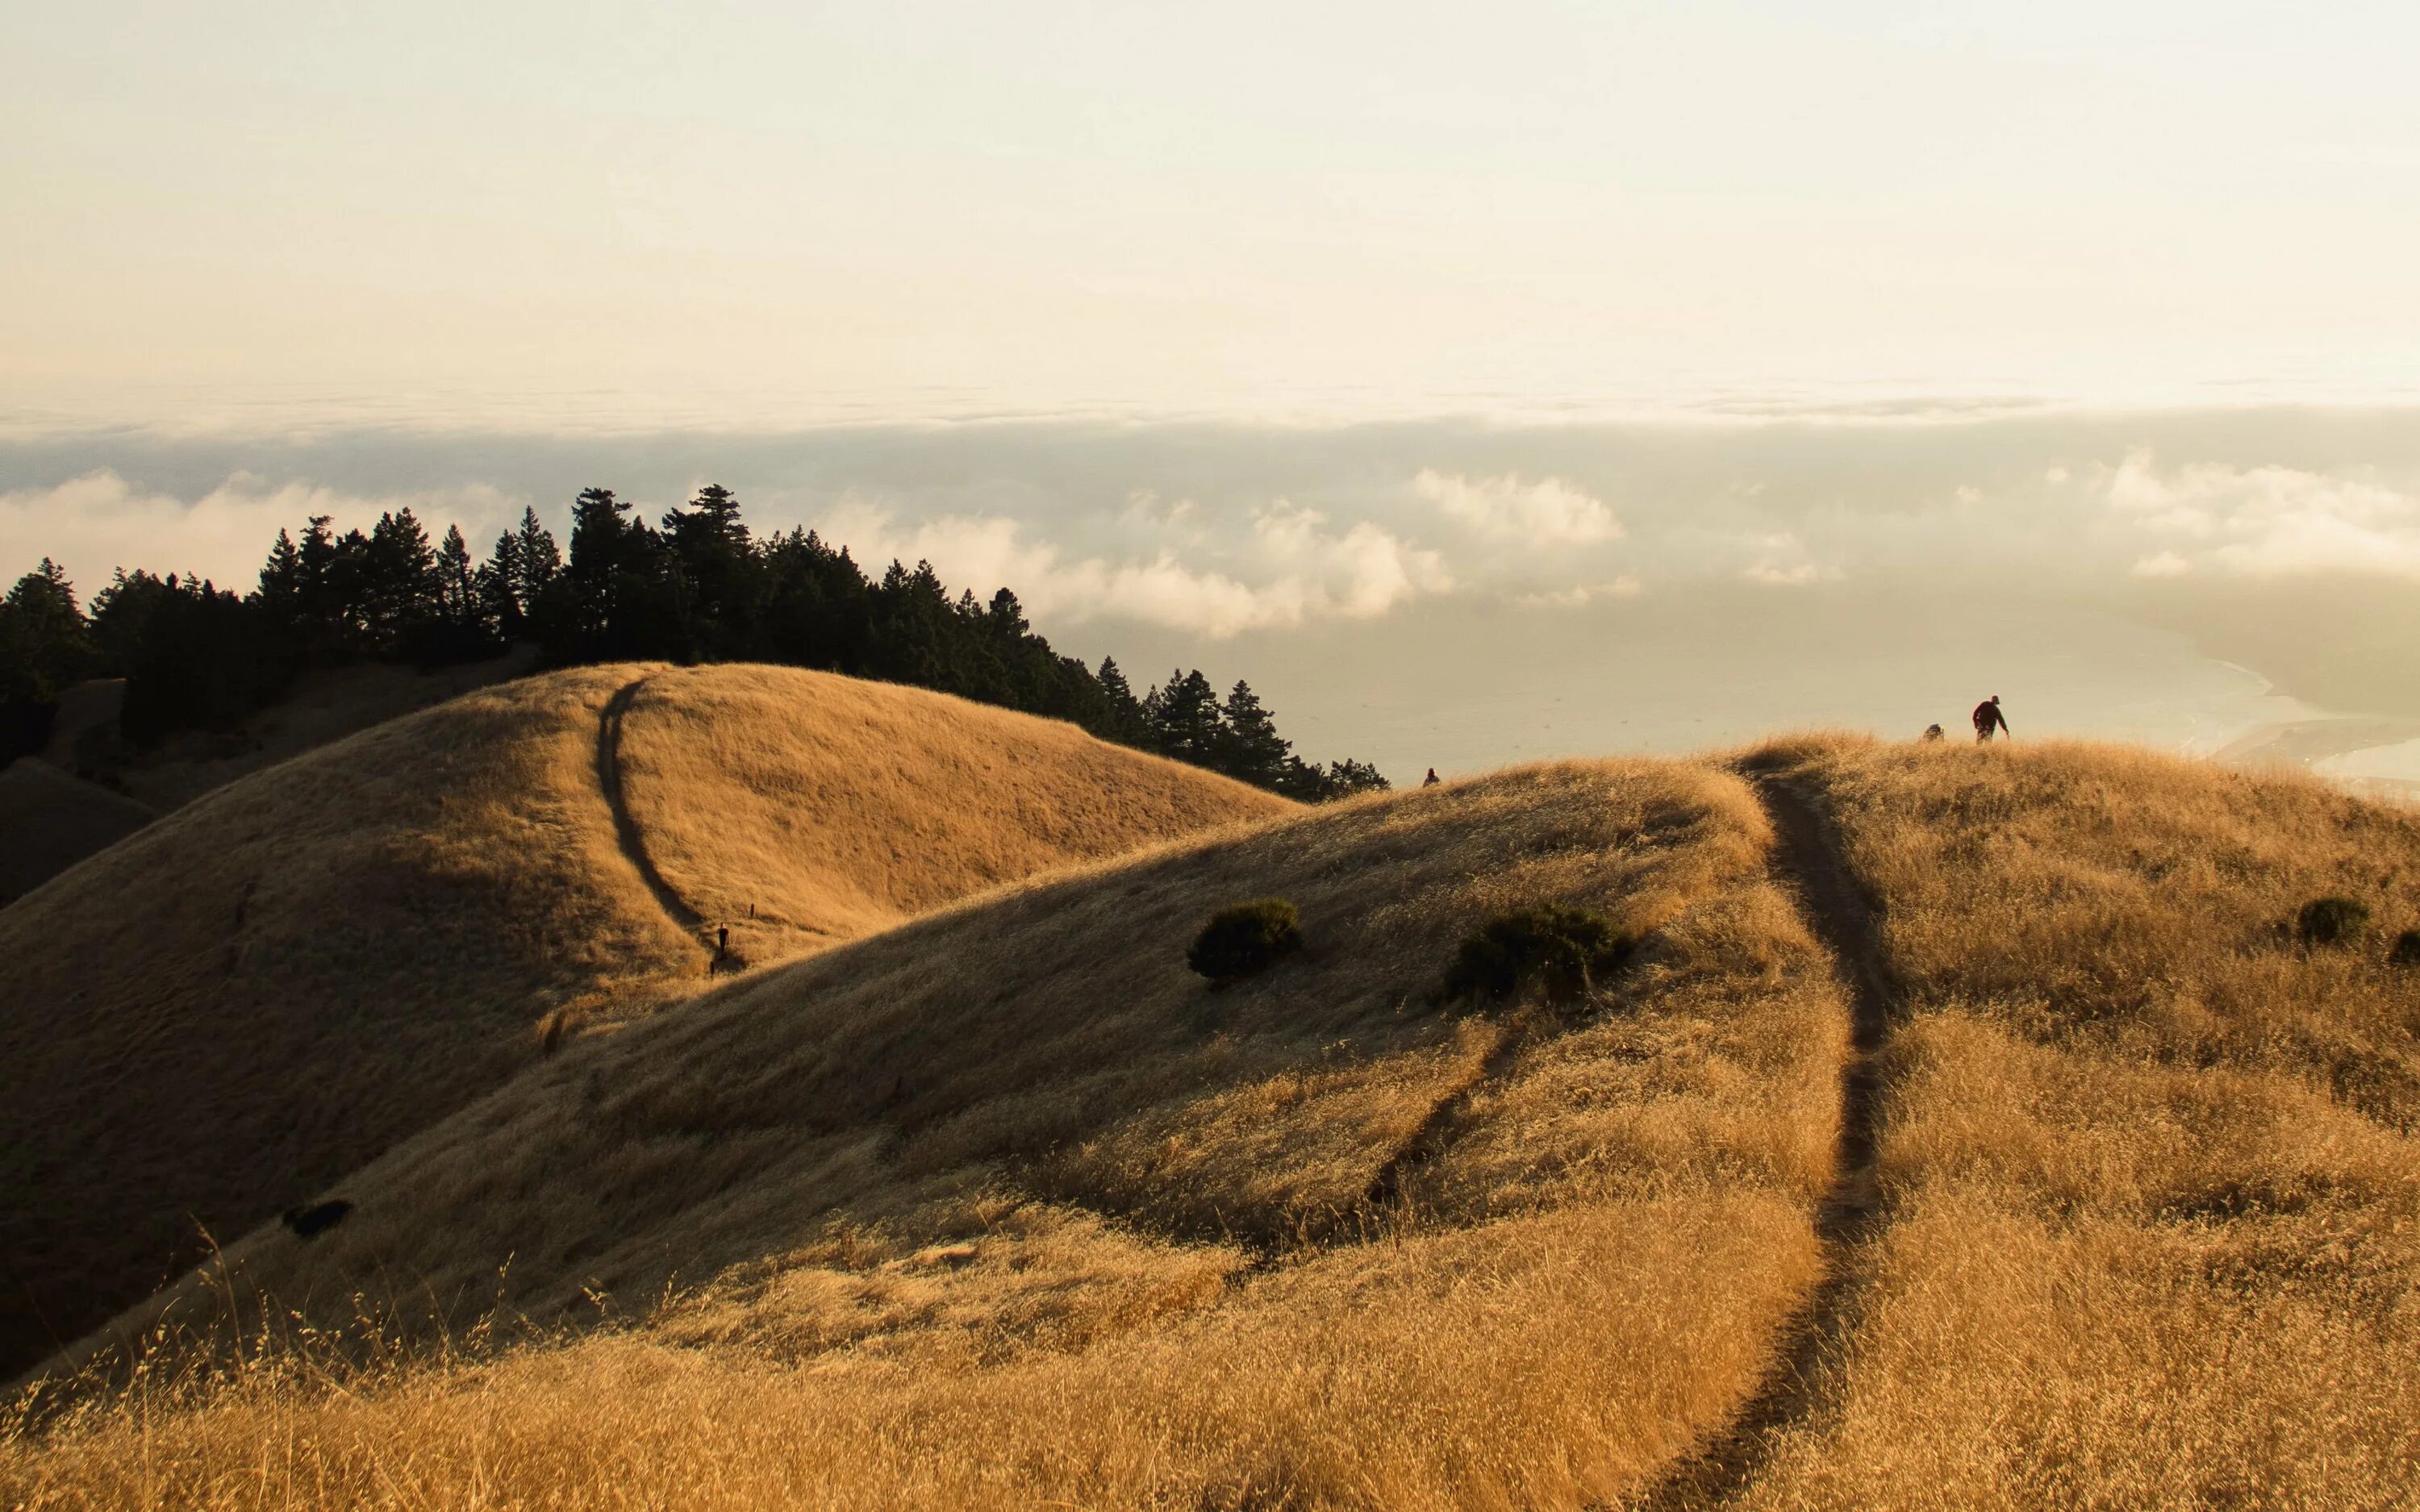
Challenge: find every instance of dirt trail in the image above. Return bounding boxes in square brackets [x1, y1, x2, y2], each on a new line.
[1630, 767, 1901, 1510]
[1363, 1017, 1528, 1214]
[597, 677, 709, 953]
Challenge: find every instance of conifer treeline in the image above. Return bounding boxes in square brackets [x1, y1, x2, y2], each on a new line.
[0, 485, 1389, 800]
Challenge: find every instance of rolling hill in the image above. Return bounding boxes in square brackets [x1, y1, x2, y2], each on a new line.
[31, 756, 1850, 1508]
[7, 733, 2418, 1510]
[0, 759, 154, 908]
[0, 663, 1285, 1380]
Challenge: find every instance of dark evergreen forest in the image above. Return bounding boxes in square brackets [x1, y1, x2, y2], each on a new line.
[0, 485, 1387, 801]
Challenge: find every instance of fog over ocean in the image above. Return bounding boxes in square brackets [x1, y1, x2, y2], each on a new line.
[8, 404, 2419, 787]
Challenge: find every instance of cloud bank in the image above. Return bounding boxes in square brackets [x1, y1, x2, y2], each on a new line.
[8, 415, 2420, 650]
[2101, 449, 2420, 581]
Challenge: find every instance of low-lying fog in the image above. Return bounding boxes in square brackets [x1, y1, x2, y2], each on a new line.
[8, 406, 2420, 787]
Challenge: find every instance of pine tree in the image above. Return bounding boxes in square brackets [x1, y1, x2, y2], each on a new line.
[0, 558, 96, 708]
[1095, 656, 1149, 744]
[436, 525, 478, 625]
[257, 529, 302, 626]
[514, 506, 561, 606]
[365, 508, 437, 646]
[1147, 669, 1225, 765]
[479, 529, 525, 635]
[1216, 680, 1291, 787]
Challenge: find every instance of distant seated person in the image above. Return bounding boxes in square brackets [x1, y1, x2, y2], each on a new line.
[1421, 767, 1442, 787]
[1972, 696, 2009, 743]
[1921, 723, 1945, 743]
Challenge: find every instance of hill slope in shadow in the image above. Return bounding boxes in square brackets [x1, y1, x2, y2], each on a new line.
[0, 759, 155, 907]
[0, 664, 1283, 1378]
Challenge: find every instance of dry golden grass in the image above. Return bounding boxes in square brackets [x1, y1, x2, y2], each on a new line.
[38, 719, 2402, 1509]
[1725, 737, 2420, 1511]
[6, 760, 1850, 1510]
[612, 664, 1290, 965]
[0, 664, 1275, 1381]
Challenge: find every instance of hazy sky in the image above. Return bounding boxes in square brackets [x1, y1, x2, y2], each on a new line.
[7, 2, 2420, 424]
[10, 410, 2420, 781]
[10, 6, 2420, 780]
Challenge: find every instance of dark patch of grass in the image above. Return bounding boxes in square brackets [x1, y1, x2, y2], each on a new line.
[1187, 898, 1303, 985]
[2297, 896, 2372, 948]
[1443, 905, 1632, 1011]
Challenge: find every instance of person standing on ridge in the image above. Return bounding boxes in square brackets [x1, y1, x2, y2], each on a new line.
[1422, 768, 1442, 787]
[1972, 696, 2009, 743]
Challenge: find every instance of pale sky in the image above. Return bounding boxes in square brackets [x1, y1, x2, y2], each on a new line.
[7, 2, 2420, 427]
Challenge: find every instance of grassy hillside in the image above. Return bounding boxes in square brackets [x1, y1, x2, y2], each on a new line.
[609, 664, 1295, 965]
[10, 760, 1850, 1509]
[0, 759, 154, 906]
[1725, 738, 2420, 1509]
[0, 664, 1281, 1381]
[10, 735, 2417, 1509]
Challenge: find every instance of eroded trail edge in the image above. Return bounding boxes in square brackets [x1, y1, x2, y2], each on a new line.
[598, 677, 707, 946]
[1632, 768, 1901, 1510]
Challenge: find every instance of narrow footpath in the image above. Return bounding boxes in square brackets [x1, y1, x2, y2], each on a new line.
[596, 677, 710, 956]
[1631, 767, 1901, 1510]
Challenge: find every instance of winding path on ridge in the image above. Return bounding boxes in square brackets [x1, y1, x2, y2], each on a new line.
[597, 677, 711, 960]
[1630, 765, 1904, 1510]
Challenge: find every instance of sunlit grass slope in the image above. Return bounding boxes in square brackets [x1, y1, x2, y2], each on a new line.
[1733, 738, 2420, 1510]
[0, 663, 1279, 1382]
[13, 761, 1850, 1510]
[610, 664, 1292, 964]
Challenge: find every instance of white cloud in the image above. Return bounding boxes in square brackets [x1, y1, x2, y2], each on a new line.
[0, 469, 532, 598]
[1515, 576, 1643, 608]
[1735, 530, 1838, 587]
[1414, 469, 1623, 544]
[2101, 449, 2420, 579]
[817, 495, 1450, 639]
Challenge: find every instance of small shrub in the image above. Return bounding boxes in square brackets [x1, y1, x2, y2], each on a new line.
[1444, 905, 1631, 1010]
[1187, 898, 1303, 984]
[2297, 896, 2372, 948]
[2390, 929, 2420, 968]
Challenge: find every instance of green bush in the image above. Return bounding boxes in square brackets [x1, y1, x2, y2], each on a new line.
[1444, 905, 1630, 1010]
[2297, 896, 2372, 948]
[1187, 898, 1303, 984]
[2390, 929, 2420, 968]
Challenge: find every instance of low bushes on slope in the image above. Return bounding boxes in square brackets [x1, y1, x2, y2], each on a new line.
[1443, 904, 1631, 1010]
[2295, 893, 2370, 947]
[1187, 898, 1304, 985]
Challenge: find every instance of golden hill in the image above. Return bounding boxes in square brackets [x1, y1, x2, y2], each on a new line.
[0, 664, 1283, 1380]
[8, 738, 2418, 1510]
[18, 758, 1852, 1507]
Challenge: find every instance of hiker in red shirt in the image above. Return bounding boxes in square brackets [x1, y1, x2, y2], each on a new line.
[1972, 695, 2009, 743]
